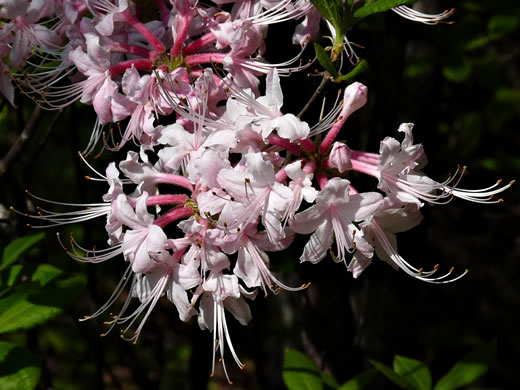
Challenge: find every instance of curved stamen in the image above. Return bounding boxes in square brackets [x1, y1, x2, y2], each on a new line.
[392, 6, 455, 25]
[371, 222, 467, 283]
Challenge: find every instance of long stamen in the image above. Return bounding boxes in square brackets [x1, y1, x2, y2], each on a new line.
[392, 6, 455, 25]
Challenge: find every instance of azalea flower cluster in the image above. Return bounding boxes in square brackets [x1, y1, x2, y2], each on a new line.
[4, 0, 513, 382]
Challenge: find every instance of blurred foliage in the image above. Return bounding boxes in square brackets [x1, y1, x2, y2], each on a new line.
[0, 0, 518, 389]
[283, 342, 496, 390]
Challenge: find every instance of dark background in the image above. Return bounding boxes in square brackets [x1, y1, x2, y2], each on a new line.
[0, 0, 518, 389]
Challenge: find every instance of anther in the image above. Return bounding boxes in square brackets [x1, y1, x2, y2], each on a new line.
[449, 267, 455, 273]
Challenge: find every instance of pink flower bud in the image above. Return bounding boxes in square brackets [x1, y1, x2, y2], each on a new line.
[343, 82, 368, 117]
[329, 142, 353, 173]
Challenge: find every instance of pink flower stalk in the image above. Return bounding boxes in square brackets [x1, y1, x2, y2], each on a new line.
[319, 82, 368, 154]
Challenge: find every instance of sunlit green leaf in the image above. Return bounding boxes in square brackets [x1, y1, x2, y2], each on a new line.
[314, 43, 339, 78]
[283, 348, 323, 390]
[370, 359, 415, 390]
[0, 341, 40, 390]
[0, 233, 45, 271]
[310, 0, 345, 33]
[31, 264, 63, 286]
[393, 356, 432, 390]
[433, 341, 496, 390]
[335, 59, 369, 82]
[354, 0, 417, 18]
[338, 369, 377, 390]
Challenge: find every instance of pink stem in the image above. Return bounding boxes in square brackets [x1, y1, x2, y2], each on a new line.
[171, 11, 194, 57]
[121, 9, 165, 54]
[74, 2, 88, 16]
[154, 207, 194, 228]
[319, 112, 351, 154]
[108, 41, 151, 58]
[154, 0, 170, 14]
[183, 32, 217, 55]
[152, 0, 171, 27]
[156, 174, 194, 191]
[147, 194, 188, 206]
[299, 138, 315, 152]
[321, 158, 332, 169]
[275, 168, 288, 183]
[266, 134, 301, 155]
[316, 173, 328, 190]
[109, 59, 153, 77]
[351, 150, 379, 164]
[303, 161, 317, 174]
[350, 159, 379, 178]
[184, 53, 226, 67]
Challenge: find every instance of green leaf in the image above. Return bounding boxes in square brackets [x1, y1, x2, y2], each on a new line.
[393, 355, 432, 390]
[31, 264, 63, 286]
[1, 265, 24, 289]
[487, 15, 519, 37]
[0, 272, 86, 334]
[433, 341, 496, 390]
[369, 359, 415, 390]
[314, 43, 339, 78]
[310, 0, 345, 31]
[0, 233, 45, 271]
[321, 370, 340, 389]
[0, 341, 40, 390]
[338, 369, 377, 390]
[354, 0, 417, 18]
[283, 348, 323, 390]
[335, 59, 369, 83]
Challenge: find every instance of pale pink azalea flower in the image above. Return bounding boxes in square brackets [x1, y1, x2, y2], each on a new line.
[68, 33, 117, 123]
[193, 272, 253, 384]
[1, 0, 61, 68]
[360, 198, 467, 283]
[112, 192, 170, 273]
[292, 5, 321, 48]
[291, 177, 383, 264]
[175, 219, 231, 274]
[217, 223, 303, 294]
[282, 160, 317, 222]
[131, 251, 200, 323]
[214, 153, 293, 243]
[224, 69, 310, 142]
[351, 123, 515, 205]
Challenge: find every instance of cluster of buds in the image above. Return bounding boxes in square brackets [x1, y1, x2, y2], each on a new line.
[4, 0, 512, 382]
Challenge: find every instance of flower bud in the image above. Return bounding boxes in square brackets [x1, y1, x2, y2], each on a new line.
[329, 142, 352, 173]
[343, 82, 368, 117]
